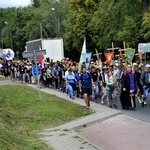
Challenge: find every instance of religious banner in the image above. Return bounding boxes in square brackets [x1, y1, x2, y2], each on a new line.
[82, 52, 92, 69]
[78, 38, 86, 72]
[38, 55, 45, 69]
[138, 43, 150, 53]
[138, 52, 143, 63]
[125, 49, 135, 63]
[104, 52, 114, 65]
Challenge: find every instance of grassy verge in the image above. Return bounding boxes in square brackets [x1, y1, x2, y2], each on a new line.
[0, 76, 9, 81]
[0, 85, 93, 150]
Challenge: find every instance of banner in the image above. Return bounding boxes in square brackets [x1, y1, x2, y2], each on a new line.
[78, 38, 87, 72]
[138, 43, 150, 53]
[125, 49, 135, 63]
[3, 49, 15, 60]
[82, 52, 92, 69]
[104, 52, 114, 65]
[38, 55, 44, 69]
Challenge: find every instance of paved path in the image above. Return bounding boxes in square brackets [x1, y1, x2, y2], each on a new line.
[1, 79, 150, 150]
[80, 115, 150, 150]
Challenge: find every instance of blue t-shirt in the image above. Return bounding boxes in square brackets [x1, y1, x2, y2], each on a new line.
[80, 73, 92, 88]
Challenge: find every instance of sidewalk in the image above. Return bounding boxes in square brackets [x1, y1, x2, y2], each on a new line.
[27, 84, 150, 150]
[1, 79, 150, 150]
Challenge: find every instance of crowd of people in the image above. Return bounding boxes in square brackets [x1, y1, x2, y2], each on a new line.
[0, 58, 150, 110]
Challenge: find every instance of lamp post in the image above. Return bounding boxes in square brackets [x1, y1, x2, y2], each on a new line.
[51, 7, 60, 33]
[1, 29, 4, 49]
[3, 21, 13, 50]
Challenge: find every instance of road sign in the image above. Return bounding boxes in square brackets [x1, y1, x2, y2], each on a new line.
[35, 50, 46, 56]
[22, 50, 46, 59]
[22, 51, 34, 58]
[32, 65, 42, 76]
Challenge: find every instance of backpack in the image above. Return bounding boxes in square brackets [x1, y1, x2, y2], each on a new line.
[80, 72, 91, 82]
[142, 71, 150, 85]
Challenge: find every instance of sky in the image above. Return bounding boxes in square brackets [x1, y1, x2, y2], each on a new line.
[0, 0, 31, 8]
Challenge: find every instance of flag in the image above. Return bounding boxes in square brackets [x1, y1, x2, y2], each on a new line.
[38, 55, 44, 69]
[104, 52, 114, 65]
[82, 52, 92, 69]
[78, 38, 87, 72]
[125, 49, 135, 63]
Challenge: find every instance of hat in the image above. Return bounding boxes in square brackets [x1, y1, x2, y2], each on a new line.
[133, 63, 138, 66]
[145, 64, 150, 68]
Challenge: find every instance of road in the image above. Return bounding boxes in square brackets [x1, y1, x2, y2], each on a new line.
[97, 93, 150, 123]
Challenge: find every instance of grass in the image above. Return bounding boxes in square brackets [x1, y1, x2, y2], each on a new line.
[0, 85, 93, 150]
[0, 76, 9, 81]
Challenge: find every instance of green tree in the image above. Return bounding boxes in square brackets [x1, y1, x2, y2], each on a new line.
[142, 10, 150, 40]
[90, 0, 142, 50]
[63, 0, 98, 59]
[31, 0, 40, 8]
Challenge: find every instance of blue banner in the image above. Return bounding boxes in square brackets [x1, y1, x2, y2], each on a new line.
[82, 53, 92, 69]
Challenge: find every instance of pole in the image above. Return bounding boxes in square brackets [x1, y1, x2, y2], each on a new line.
[1, 29, 3, 49]
[40, 23, 43, 39]
[34, 50, 42, 101]
[145, 52, 147, 64]
[123, 41, 128, 65]
[112, 42, 115, 67]
[10, 29, 13, 50]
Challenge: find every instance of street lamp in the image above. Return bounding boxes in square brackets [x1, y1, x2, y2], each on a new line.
[1, 29, 4, 49]
[2, 21, 13, 50]
[51, 7, 60, 33]
[1, 22, 8, 49]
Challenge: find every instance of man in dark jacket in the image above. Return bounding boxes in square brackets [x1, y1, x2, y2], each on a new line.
[120, 65, 137, 110]
[140, 64, 150, 107]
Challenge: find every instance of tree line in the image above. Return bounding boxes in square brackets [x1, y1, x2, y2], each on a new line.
[0, 0, 150, 60]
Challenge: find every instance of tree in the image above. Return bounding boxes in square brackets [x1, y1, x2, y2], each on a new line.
[31, 0, 40, 8]
[142, 0, 150, 15]
[63, 0, 99, 58]
[90, 0, 142, 50]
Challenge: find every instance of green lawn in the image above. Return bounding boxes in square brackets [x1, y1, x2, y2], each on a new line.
[0, 85, 93, 150]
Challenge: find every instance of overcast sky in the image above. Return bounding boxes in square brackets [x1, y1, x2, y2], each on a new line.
[0, 0, 31, 8]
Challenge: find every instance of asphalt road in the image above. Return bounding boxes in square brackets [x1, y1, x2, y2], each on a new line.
[97, 93, 150, 123]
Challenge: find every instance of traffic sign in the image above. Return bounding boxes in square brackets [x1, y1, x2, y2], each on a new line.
[32, 65, 42, 76]
[35, 50, 46, 56]
[22, 51, 34, 58]
[22, 50, 46, 59]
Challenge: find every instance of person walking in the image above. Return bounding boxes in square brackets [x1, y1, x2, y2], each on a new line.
[90, 66, 99, 103]
[79, 67, 94, 109]
[65, 68, 76, 100]
[140, 64, 150, 107]
[120, 65, 137, 110]
[46, 64, 53, 88]
[105, 71, 118, 109]
[52, 63, 60, 90]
